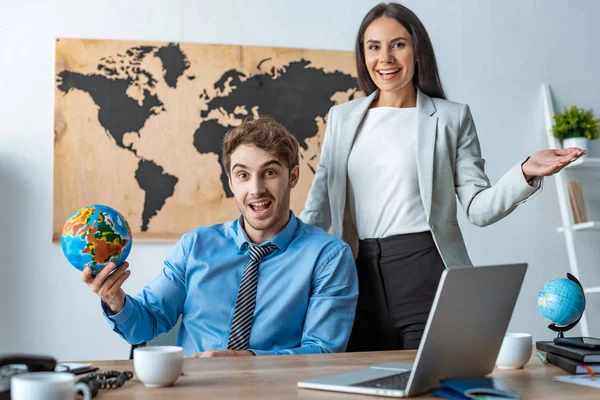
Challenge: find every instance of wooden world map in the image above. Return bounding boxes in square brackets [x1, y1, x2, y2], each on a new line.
[54, 38, 359, 241]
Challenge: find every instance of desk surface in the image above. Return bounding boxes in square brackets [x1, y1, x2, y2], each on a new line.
[77, 350, 598, 399]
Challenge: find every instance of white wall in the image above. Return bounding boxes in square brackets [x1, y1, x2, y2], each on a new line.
[1, 0, 599, 361]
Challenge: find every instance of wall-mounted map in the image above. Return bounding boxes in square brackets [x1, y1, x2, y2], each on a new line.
[54, 38, 360, 241]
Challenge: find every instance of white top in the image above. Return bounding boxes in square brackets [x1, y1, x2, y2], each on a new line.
[347, 107, 430, 240]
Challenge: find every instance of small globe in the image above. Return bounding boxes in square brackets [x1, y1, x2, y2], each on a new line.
[61, 205, 132, 274]
[537, 278, 585, 326]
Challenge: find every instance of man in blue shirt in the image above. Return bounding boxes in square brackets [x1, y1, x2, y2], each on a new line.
[81, 117, 358, 357]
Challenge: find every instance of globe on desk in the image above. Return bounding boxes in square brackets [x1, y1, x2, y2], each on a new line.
[537, 273, 586, 338]
[61, 205, 132, 275]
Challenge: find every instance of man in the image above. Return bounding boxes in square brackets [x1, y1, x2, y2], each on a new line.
[82, 117, 358, 357]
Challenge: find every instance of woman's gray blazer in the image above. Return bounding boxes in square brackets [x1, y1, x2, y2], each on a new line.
[299, 89, 542, 267]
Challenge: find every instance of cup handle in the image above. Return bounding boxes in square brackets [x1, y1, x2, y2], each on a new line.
[74, 382, 92, 400]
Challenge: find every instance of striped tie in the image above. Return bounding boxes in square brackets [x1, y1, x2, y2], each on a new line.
[227, 243, 277, 350]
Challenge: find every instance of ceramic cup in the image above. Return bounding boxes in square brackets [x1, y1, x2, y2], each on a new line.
[496, 332, 533, 369]
[133, 345, 184, 387]
[11, 372, 91, 400]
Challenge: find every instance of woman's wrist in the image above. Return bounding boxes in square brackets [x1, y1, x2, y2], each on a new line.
[521, 156, 536, 184]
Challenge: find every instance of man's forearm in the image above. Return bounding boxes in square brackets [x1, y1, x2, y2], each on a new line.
[249, 343, 329, 356]
[102, 295, 161, 344]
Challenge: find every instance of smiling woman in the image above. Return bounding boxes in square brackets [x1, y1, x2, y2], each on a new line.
[299, 1, 586, 353]
[354, 2, 445, 104]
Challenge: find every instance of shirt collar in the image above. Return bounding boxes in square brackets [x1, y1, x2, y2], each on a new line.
[232, 211, 298, 253]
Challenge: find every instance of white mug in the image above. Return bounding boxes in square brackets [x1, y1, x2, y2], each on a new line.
[133, 345, 183, 387]
[11, 372, 91, 400]
[496, 332, 533, 369]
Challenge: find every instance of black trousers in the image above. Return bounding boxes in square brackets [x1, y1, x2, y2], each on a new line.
[346, 231, 445, 351]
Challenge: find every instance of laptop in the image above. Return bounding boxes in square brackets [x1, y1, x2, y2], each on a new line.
[298, 263, 527, 397]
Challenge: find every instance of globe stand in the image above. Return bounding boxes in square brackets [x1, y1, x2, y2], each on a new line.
[547, 273, 585, 339]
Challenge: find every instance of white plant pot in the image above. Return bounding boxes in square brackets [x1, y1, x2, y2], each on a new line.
[563, 137, 589, 152]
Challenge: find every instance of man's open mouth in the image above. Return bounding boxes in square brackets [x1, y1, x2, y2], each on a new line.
[249, 201, 272, 213]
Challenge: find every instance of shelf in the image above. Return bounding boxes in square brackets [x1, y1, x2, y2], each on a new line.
[557, 221, 600, 233]
[584, 287, 600, 295]
[564, 157, 600, 170]
[543, 84, 598, 337]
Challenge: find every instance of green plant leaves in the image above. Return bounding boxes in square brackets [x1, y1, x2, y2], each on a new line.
[552, 105, 600, 141]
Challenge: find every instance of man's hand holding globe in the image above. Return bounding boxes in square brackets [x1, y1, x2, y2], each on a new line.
[82, 261, 131, 314]
[60, 204, 133, 314]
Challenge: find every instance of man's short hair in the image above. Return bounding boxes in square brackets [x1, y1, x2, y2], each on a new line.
[221, 116, 300, 175]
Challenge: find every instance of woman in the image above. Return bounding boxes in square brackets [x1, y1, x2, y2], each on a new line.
[299, 2, 585, 352]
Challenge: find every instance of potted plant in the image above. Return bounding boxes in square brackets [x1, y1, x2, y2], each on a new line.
[552, 105, 599, 152]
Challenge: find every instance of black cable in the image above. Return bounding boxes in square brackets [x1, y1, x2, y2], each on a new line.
[77, 370, 133, 397]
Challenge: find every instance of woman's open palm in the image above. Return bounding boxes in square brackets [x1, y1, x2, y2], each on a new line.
[522, 147, 587, 178]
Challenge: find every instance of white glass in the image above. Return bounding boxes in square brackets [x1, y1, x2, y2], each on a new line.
[133, 345, 183, 387]
[11, 372, 91, 400]
[496, 332, 533, 369]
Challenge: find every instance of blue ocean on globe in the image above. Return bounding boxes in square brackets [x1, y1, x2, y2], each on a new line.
[61, 204, 132, 274]
[537, 278, 586, 326]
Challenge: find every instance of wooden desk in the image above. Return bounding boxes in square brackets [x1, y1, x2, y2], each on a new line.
[77, 350, 598, 399]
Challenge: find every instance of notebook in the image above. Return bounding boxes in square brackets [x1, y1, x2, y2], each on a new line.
[544, 342, 600, 363]
[535, 340, 551, 352]
[431, 377, 520, 400]
[546, 352, 600, 375]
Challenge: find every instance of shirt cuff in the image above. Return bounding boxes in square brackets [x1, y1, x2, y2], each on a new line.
[101, 295, 135, 325]
[506, 162, 543, 206]
[246, 348, 275, 356]
[529, 176, 543, 189]
[516, 160, 543, 191]
[520, 156, 543, 188]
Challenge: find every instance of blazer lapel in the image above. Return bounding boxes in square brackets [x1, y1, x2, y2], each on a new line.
[338, 91, 377, 167]
[334, 91, 378, 229]
[416, 89, 438, 222]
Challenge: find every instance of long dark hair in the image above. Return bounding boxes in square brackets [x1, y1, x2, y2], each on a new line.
[355, 2, 446, 100]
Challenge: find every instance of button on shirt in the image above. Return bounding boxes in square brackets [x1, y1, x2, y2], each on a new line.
[102, 213, 358, 356]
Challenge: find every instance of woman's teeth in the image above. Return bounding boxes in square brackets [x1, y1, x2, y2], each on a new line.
[377, 68, 400, 78]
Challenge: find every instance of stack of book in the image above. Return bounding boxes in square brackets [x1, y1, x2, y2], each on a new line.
[536, 340, 600, 374]
[567, 180, 588, 224]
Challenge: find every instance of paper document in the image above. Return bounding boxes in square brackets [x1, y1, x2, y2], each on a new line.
[554, 375, 600, 389]
[55, 363, 92, 372]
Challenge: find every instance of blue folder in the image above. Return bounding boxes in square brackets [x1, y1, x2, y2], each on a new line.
[431, 377, 520, 400]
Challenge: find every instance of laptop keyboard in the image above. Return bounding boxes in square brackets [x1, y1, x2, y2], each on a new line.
[352, 371, 411, 390]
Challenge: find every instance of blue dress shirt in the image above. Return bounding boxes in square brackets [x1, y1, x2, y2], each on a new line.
[103, 212, 358, 356]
